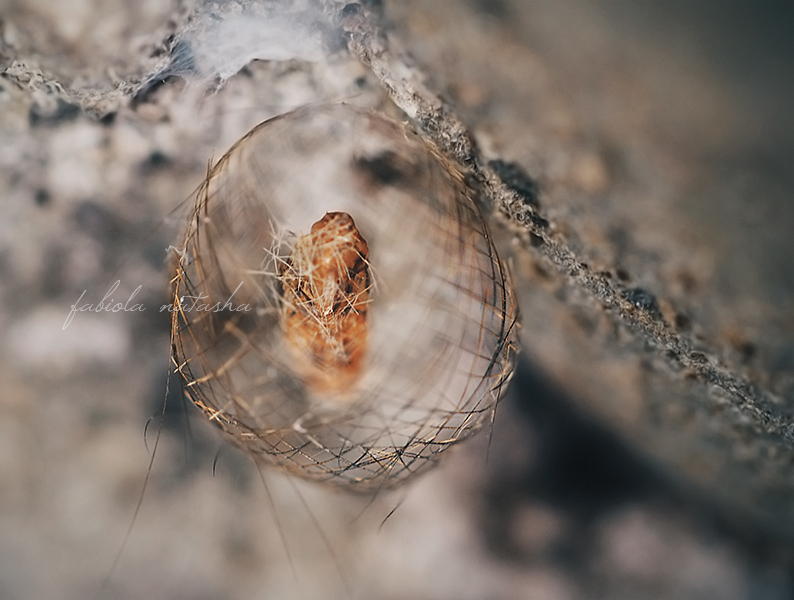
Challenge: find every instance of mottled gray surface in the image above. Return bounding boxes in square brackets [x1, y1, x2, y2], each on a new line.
[0, 0, 792, 599]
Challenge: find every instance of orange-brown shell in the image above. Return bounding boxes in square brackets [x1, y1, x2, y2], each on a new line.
[279, 212, 369, 391]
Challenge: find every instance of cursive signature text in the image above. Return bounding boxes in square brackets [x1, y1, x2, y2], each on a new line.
[63, 281, 145, 330]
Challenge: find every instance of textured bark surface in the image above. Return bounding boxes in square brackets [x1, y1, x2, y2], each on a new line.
[1, 1, 793, 599]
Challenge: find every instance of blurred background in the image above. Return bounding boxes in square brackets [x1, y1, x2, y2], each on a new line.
[0, 0, 792, 598]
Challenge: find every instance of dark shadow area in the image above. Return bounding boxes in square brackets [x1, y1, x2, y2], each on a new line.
[509, 362, 662, 516]
[483, 360, 794, 580]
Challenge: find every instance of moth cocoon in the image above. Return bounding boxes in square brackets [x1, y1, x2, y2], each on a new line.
[171, 104, 518, 491]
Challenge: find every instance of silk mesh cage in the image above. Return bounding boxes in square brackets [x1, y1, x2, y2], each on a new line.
[170, 103, 518, 491]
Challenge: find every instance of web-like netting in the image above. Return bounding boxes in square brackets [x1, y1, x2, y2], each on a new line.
[171, 104, 518, 491]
